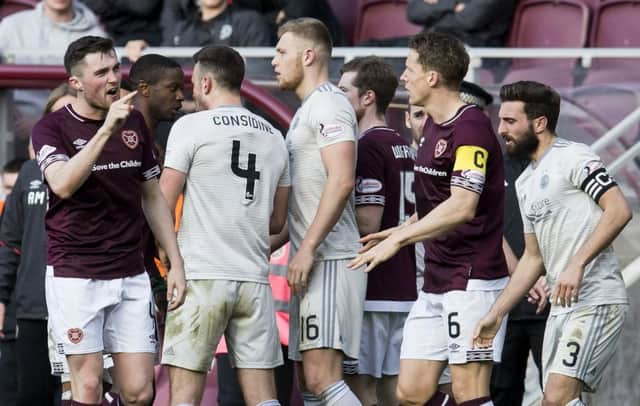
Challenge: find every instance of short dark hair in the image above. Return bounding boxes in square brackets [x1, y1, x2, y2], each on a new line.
[64, 36, 115, 75]
[192, 45, 244, 91]
[2, 157, 27, 174]
[408, 32, 469, 90]
[500, 81, 561, 132]
[340, 56, 398, 114]
[278, 18, 332, 60]
[129, 54, 182, 86]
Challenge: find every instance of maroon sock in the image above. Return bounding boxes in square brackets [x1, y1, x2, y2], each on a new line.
[457, 396, 491, 406]
[425, 391, 457, 405]
[61, 401, 72, 406]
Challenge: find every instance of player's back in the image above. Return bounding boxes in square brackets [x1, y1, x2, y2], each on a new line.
[356, 127, 417, 306]
[164, 106, 289, 283]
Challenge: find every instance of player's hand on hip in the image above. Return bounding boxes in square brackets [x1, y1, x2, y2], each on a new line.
[166, 263, 186, 311]
[349, 236, 401, 273]
[0, 302, 5, 339]
[472, 312, 502, 349]
[552, 262, 584, 308]
[358, 226, 397, 254]
[288, 247, 314, 296]
[101, 90, 137, 134]
[527, 275, 550, 314]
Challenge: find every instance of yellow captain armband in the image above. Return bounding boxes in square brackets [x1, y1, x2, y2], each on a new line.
[453, 145, 489, 174]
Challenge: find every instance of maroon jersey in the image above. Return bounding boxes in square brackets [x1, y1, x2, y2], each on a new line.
[356, 127, 417, 306]
[32, 105, 160, 279]
[415, 105, 508, 293]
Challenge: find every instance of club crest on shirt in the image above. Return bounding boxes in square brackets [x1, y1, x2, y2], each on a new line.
[122, 130, 139, 149]
[67, 328, 84, 344]
[434, 139, 447, 158]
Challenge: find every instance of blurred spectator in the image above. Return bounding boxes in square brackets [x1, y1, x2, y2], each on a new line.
[162, 0, 271, 47]
[1, 158, 27, 202]
[82, 0, 164, 46]
[407, 0, 516, 47]
[235, 0, 345, 45]
[0, 0, 105, 147]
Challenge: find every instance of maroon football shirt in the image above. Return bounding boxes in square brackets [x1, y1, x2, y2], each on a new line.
[415, 105, 508, 293]
[356, 126, 417, 303]
[32, 105, 160, 279]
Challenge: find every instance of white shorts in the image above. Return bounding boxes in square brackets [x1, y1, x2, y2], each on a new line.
[542, 304, 627, 392]
[401, 290, 507, 364]
[345, 311, 407, 378]
[162, 279, 283, 372]
[289, 259, 367, 361]
[45, 266, 157, 356]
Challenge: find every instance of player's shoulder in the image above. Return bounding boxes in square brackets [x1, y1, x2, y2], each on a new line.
[306, 83, 351, 110]
[33, 106, 69, 134]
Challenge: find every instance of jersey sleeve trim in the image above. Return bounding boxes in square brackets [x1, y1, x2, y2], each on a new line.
[142, 165, 161, 181]
[39, 154, 69, 173]
[579, 167, 617, 203]
[355, 195, 385, 206]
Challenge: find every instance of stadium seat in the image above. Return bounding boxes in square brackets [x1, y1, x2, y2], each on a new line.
[583, 0, 640, 84]
[0, 0, 36, 20]
[353, 0, 422, 44]
[327, 0, 360, 45]
[503, 0, 591, 87]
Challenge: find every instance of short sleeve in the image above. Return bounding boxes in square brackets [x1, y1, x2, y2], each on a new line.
[32, 117, 70, 174]
[138, 117, 160, 181]
[163, 116, 195, 174]
[277, 136, 290, 188]
[568, 143, 617, 204]
[309, 93, 357, 149]
[355, 138, 385, 206]
[515, 182, 534, 234]
[450, 120, 493, 194]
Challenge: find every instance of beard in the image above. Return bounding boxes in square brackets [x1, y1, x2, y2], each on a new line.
[276, 63, 303, 91]
[505, 124, 539, 159]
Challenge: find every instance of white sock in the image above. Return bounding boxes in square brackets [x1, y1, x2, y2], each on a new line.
[566, 399, 586, 406]
[257, 400, 281, 406]
[319, 380, 362, 406]
[61, 390, 72, 401]
[302, 391, 323, 406]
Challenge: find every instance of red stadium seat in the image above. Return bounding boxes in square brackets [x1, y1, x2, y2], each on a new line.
[584, 0, 640, 84]
[503, 0, 591, 87]
[0, 0, 36, 20]
[327, 0, 360, 45]
[353, 0, 422, 44]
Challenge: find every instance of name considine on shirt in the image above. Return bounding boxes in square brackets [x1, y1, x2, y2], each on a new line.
[212, 114, 274, 134]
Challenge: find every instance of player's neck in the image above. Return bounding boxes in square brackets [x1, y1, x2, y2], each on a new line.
[531, 132, 557, 162]
[71, 98, 107, 121]
[424, 91, 465, 125]
[203, 92, 242, 110]
[296, 68, 329, 101]
[200, 3, 227, 21]
[134, 100, 156, 136]
[358, 111, 387, 134]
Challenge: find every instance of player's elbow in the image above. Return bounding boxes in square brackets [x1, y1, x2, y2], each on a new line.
[269, 216, 286, 235]
[49, 183, 74, 200]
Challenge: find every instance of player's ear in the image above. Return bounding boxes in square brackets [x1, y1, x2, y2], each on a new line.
[533, 115, 548, 134]
[137, 80, 150, 96]
[404, 111, 411, 129]
[302, 48, 314, 67]
[68, 75, 83, 93]
[363, 89, 375, 107]
[426, 70, 438, 88]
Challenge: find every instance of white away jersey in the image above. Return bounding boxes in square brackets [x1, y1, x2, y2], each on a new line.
[164, 106, 290, 282]
[515, 138, 628, 315]
[286, 82, 361, 260]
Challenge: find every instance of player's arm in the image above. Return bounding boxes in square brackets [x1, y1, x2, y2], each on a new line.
[158, 167, 186, 221]
[301, 140, 355, 252]
[473, 233, 546, 348]
[554, 185, 632, 307]
[356, 205, 384, 236]
[41, 91, 137, 199]
[502, 237, 518, 275]
[270, 186, 289, 235]
[141, 178, 185, 310]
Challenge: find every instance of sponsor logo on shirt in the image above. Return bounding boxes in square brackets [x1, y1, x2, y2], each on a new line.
[414, 165, 447, 177]
[434, 139, 447, 158]
[29, 180, 42, 190]
[121, 130, 139, 150]
[319, 123, 345, 139]
[525, 198, 553, 224]
[73, 138, 88, 150]
[356, 177, 383, 194]
[92, 160, 142, 172]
